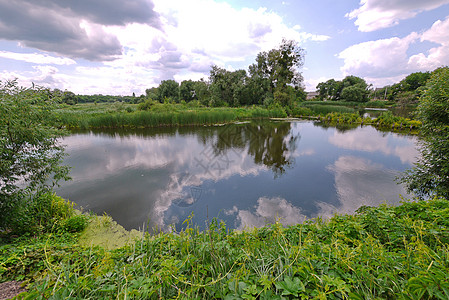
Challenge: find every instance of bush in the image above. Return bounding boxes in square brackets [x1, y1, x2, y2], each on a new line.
[402, 66, 449, 198]
[2, 193, 76, 235]
[0, 80, 70, 233]
[62, 215, 88, 233]
[137, 99, 156, 111]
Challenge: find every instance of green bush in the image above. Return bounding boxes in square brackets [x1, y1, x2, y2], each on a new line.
[62, 215, 88, 233]
[2, 193, 76, 235]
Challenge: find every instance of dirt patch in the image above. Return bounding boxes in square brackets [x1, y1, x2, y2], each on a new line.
[0, 281, 26, 300]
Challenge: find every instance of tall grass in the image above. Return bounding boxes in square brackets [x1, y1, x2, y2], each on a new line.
[3, 197, 449, 299]
[302, 100, 393, 108]
[305, 104, 355, 114]
[57, 105, 287, 129]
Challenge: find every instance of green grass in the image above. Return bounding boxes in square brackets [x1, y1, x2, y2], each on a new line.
[302, 100, 394, 108]
[303, 104, 355, 114]
[56, 103, 287, 129]
[2, 197, 449, 299]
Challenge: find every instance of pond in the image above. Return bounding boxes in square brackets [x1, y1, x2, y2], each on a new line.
[55, 120, 419, 232]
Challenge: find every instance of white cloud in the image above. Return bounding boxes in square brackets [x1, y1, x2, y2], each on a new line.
[408, 16, 449, 70]
[347, 0, 449, 32]
[232, 197, 306, 230]
[1, 0, 330, 94]
[106, 0, 329, 83]
[339, 16, 449, 86]
[338, 32, 419, 78]
[0, 51, 76, 65]
[328, 126, 418, 164]
[322, 156, 413, 218]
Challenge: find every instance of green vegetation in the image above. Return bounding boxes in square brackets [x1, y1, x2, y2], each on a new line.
[2, 50, 449, 298]
[316, 76, 370, 102]
[401, 66, 449, 199]
[57, 102, 287, 129]
[300, 104, 355, 115]
[0, 80, 70, 234]
[2, 198, 449, 299]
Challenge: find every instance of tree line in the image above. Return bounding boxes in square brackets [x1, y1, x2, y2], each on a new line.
[315, 71, 432, 104]
[61, 39, 308, 107]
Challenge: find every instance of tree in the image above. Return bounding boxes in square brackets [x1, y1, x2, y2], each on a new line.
[179, 80, 196, 102]
[316, 76, 369, 102]
[401, 67, 449, 198]
[316, 79, 339, 100]
[62, 91, 77, 105]
[0, 80, 70, 231]
[402, 71, 431, 91]
[158, 80, 179, 102]
[192, 79, 210, 106]
[145, 87, 159, 101]
[249, 39, 305, 94]
[209, 66, 247, 106]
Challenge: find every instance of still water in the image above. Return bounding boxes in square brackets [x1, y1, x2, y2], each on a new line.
[55, 121, 418, 232]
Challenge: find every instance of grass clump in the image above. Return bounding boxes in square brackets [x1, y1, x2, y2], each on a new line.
[2, 197, 449, 299]
[306, 104, 355, 114]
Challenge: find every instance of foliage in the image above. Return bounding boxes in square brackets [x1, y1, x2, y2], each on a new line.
[179, 79, 197, 102]
[305, 104, 355, 115]
[158, 79, 180, 102]
[321, 112, 365, 124]
[249, 39, 305, 93]
[402, 66, 449, 198]
[316, 76, 369, 102]
[137, 99, 156, 111]
[62, 215, 88, 233]
[0, 80, 70, 232]
[373, 111, 421, 129]
[2, 198, 449, 299]
[56, 103, 288, 129]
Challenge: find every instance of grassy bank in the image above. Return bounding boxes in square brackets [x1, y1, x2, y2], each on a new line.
[1, 197, 449, 299]
[56, 102, 287, 129]
[55, 101, 420, 133]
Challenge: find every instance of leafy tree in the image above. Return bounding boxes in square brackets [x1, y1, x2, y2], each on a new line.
[249, 39, 305, 93]
[158, 80, 179, 102]
[340, 85, 366, 102]
[209, 66, 247, 107]
[62, 91, 78, 105]
[316, 79, 340, 100]
[402, 71, 431, 91]
[192, 79, 210, 106]
[0, 80, 70, 232]
[316, 76, 369, 102]
[401, 67, 449, 198]
[179, 80, 196, 102]
[386, 72, 431, 102]
[145, 87, 159, 101]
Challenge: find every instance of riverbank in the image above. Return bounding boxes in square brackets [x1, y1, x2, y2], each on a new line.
[1, 197, 448, 299]
[56, 102, 421, 133]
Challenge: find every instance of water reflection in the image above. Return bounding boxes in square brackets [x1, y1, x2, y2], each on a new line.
[328, 126, 419, 164]
[56, 121, 418, 232]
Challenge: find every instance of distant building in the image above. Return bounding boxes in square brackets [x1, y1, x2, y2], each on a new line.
[306, 91, 319, 100]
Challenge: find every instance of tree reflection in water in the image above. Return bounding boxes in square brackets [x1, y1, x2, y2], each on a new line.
[214, 122, 299, 177]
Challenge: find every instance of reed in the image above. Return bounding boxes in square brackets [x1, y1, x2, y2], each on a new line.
[305, 104, 355, 114]
[57, 105, 287, 129]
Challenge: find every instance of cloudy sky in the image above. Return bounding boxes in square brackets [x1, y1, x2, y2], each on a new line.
[1, 0, 448, 95]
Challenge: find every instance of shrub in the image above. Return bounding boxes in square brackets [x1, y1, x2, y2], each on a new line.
[62, 215, 88, 233]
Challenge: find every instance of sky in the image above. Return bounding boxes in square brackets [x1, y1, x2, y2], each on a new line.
[0, 0, 448, 95]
